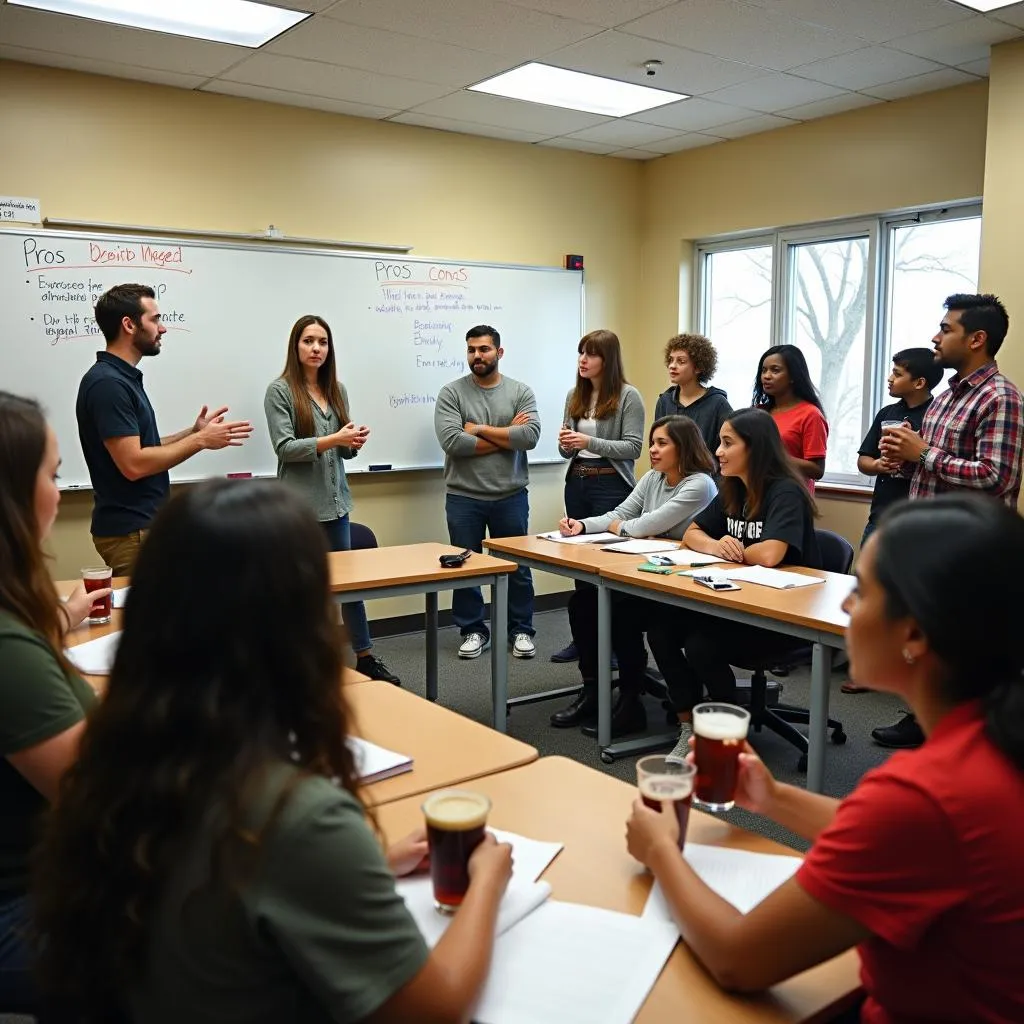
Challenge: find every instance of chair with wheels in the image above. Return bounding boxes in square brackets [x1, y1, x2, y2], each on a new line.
[349, 521, 378, 551]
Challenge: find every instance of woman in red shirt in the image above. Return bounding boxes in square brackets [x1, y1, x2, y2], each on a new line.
[754, 344, 829, 492]
[626, 494, 1024, 1024]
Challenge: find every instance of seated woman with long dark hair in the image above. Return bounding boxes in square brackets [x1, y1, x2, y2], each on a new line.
[627, 494, 1024, 1022]
[33, 479, 512, 1023]
[0, 392, 111, 1015]
[646, 408, 820, 761]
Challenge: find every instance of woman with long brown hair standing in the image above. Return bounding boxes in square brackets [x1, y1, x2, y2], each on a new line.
[0, 392, 110, 1015]
[264, 314, 399, 685]
[34, 480, 513, 1024]
[549, 330, 645, 675]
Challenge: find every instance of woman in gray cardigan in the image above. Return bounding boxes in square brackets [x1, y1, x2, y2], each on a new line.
[264, 315, 399, 685]
[550, 330, 645, 718]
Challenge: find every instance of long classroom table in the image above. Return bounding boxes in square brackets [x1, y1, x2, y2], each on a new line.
[376, 756, 862, 1023]
[484, 537, 851, 793]
[328, 542, 518, 731]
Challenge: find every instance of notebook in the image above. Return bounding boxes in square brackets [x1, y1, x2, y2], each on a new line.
[716, 565, 825, 589]
[348, 736, 413, 783]
[601, 539, 680, 555]
[648, 549, 726, 567]
[536, 531, 618, 545]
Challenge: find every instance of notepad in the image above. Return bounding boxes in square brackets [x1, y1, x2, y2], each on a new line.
[643, 843, 801, 919]
[112, 586, 130, 608]
[64, 631, 121, 675]
[601, 539, 680, 555]
[648, 549, 726, 567]
[475, 901, 679, 1024]
[536, 531, 618, 545]
[718, 565, 825, 589]
[348, 736, 413, 784]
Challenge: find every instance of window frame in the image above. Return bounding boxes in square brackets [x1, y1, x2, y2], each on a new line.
[693, 200, 982, 488]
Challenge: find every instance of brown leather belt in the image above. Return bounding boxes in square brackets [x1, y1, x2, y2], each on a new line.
[570, 464, 618, 478]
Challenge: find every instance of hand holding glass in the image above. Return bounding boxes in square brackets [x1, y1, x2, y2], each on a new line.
[693, 702, 750, 812]
[422, 790, 491, 913]
[637, 756, 696, 849]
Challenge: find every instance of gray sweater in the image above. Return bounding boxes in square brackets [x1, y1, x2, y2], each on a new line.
[434, 374, 540, 500]
[558, 383, 645, 488]
[581, 470, 718, 540]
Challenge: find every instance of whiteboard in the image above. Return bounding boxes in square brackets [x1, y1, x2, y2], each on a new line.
[0, 228, 583, 489]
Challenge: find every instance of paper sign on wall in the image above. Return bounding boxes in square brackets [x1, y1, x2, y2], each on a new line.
[0, 196, 41, 223]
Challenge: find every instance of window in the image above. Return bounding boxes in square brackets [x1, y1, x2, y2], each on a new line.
[696, 205, 981, 484]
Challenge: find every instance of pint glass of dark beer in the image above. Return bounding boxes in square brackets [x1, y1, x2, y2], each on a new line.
[81, 566, 113, 625]
[636, 756, 696, 850]
[422, 789, 491, 913]
[693, 702, 750, 812]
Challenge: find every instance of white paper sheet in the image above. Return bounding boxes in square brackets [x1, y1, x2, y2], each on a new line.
[648, 549, 726, 567]
[536, 531, 618, 545]
[488, 829, 564, 883]
[474, 901, 679, 1024]
[112, 586, 130, 608]
[643, 843, 801, 920]
[64, 631, 121, 675]
[348, 736, 413, 783]
[602, 539, 680, 555]
[681, 565, 823, 589]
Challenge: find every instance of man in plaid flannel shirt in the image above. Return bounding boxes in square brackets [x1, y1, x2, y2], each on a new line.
[875, 293, 1023, 748]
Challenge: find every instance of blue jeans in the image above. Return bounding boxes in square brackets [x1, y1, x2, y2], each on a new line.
[445, 489, 534, 641]
[0, 895, 36, 1014]
[322, 516, 373, 655]
[860, 517, 877, 549]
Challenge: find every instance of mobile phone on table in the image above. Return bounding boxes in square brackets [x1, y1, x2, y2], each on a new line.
[439, 549, 472, 568]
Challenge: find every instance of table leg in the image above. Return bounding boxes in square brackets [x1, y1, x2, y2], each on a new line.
[425, 591, 438, 703]
[491, 574, 509, 733]
[597, 581, 612, 750]
[808, 641, 830, 793]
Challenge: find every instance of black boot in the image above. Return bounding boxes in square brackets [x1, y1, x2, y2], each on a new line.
[550, 689, 598, 728]
[581, 690, 647, 739]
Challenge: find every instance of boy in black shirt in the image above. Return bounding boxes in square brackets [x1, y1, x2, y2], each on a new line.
[858, 348, 944, 546]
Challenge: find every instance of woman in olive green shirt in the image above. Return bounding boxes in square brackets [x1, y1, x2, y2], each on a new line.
[0, 392, 110, 1015]
[35, 479, 512, 1023]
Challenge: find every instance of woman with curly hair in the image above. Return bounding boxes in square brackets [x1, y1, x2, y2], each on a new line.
[34, 479, 512, 1023]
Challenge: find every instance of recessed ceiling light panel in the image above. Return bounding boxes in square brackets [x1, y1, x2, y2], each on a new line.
[950, 0, 1020, 12]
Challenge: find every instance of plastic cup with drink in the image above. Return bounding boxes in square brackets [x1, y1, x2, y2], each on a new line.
[692, 702, 750, 812]
[81, 565, 113, 624]
[422, 789, 491, 914]
[637, 755, 697, 850]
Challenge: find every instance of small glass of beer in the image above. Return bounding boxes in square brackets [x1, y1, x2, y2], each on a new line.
[636, 756, 696, 850]
[692, 702, 750, 812]
[422, 789, 491, 914]
[81, 566, 113, 625]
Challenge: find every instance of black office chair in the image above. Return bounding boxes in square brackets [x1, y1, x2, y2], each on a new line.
[349, 521, 378, 551]
[733, 528, 851, 771]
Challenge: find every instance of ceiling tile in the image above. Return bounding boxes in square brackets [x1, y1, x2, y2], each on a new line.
[499, 0, 677, 28]
[272, 0, 336, 10]
[0, 4, 247, 76]
[544, 30, 766, 96]
[0, 43, 208, 89]
[643, 132, 725, 153]
[629, 96, 758, 130]
[778, 92, 881, 120]
[885, 16, 1021, 67]
[201, 81, 399, 118]
[323, 0, 602, 58]
[991, 5, 1024, 30]
[537, 137, 620, 153]
[218, 53, 453, 108]
[861, 67, 979, 101]
[712, 112, 798, 137]
[703, 72, 847, 112]
[406, 90, 612, 133]
[563, 119, 679, 146]
[608, 148, 662, 159]
[739, 0, 974, 45]
[265, 18, 514, 88]
[386, 112, 550, 142]
[792, 46, 945, 90]
[958, 57, 990, 76]
[623, 0, 867, 72]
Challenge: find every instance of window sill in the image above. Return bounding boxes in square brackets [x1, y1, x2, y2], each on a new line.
[817, 482, 872, 502]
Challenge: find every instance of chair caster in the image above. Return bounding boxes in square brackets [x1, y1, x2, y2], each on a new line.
[601, 751, 614, 765]
[797, 754, 808, 772]
[831, 728, 847, 745]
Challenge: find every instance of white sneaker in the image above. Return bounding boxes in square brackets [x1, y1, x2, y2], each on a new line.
[665, 721, 694, 764]
[511, 633, 536, 659]
[458, 632, 491, 659]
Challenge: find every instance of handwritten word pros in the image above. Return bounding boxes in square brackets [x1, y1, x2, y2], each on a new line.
[23, 238, 65, 267]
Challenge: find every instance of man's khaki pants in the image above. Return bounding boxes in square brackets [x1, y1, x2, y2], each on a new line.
[92, 529, 149, 577]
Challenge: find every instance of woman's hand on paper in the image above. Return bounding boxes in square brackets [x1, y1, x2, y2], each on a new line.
[715, 536, 746, 562]
[559, 517, 584, 536]
[468, 832, 514, 893]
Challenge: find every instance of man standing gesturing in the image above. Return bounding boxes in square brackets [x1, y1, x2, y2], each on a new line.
[434, 326, 541, 660]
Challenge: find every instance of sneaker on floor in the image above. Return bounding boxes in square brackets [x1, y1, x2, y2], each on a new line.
[511, 633, 536, 659]
[871, 711, 924, 749]
[665, 721, 693, 764]
[550, 641, 579, 663]
[458, 632, 491, 659]
[356, 654, 401, 686]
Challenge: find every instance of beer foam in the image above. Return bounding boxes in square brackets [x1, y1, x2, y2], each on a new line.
[423, 791, 490, 831]
[639, 777, 693, 802]
[693, 710, 748, 742]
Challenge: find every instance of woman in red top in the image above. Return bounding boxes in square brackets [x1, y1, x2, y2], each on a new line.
[626, 494, 1024, 1024]
[754, 344, 829, 491]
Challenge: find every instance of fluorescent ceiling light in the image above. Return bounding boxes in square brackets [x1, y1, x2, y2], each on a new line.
[951, 0, 1020, 10]
[470, 63, 687, 118]
[8, 0, 310, 47]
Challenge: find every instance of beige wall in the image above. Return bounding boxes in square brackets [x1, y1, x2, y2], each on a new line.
[0, 60, 642, 615]
[980, 40, 1024, 396]
[637, 82, 990, 545]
